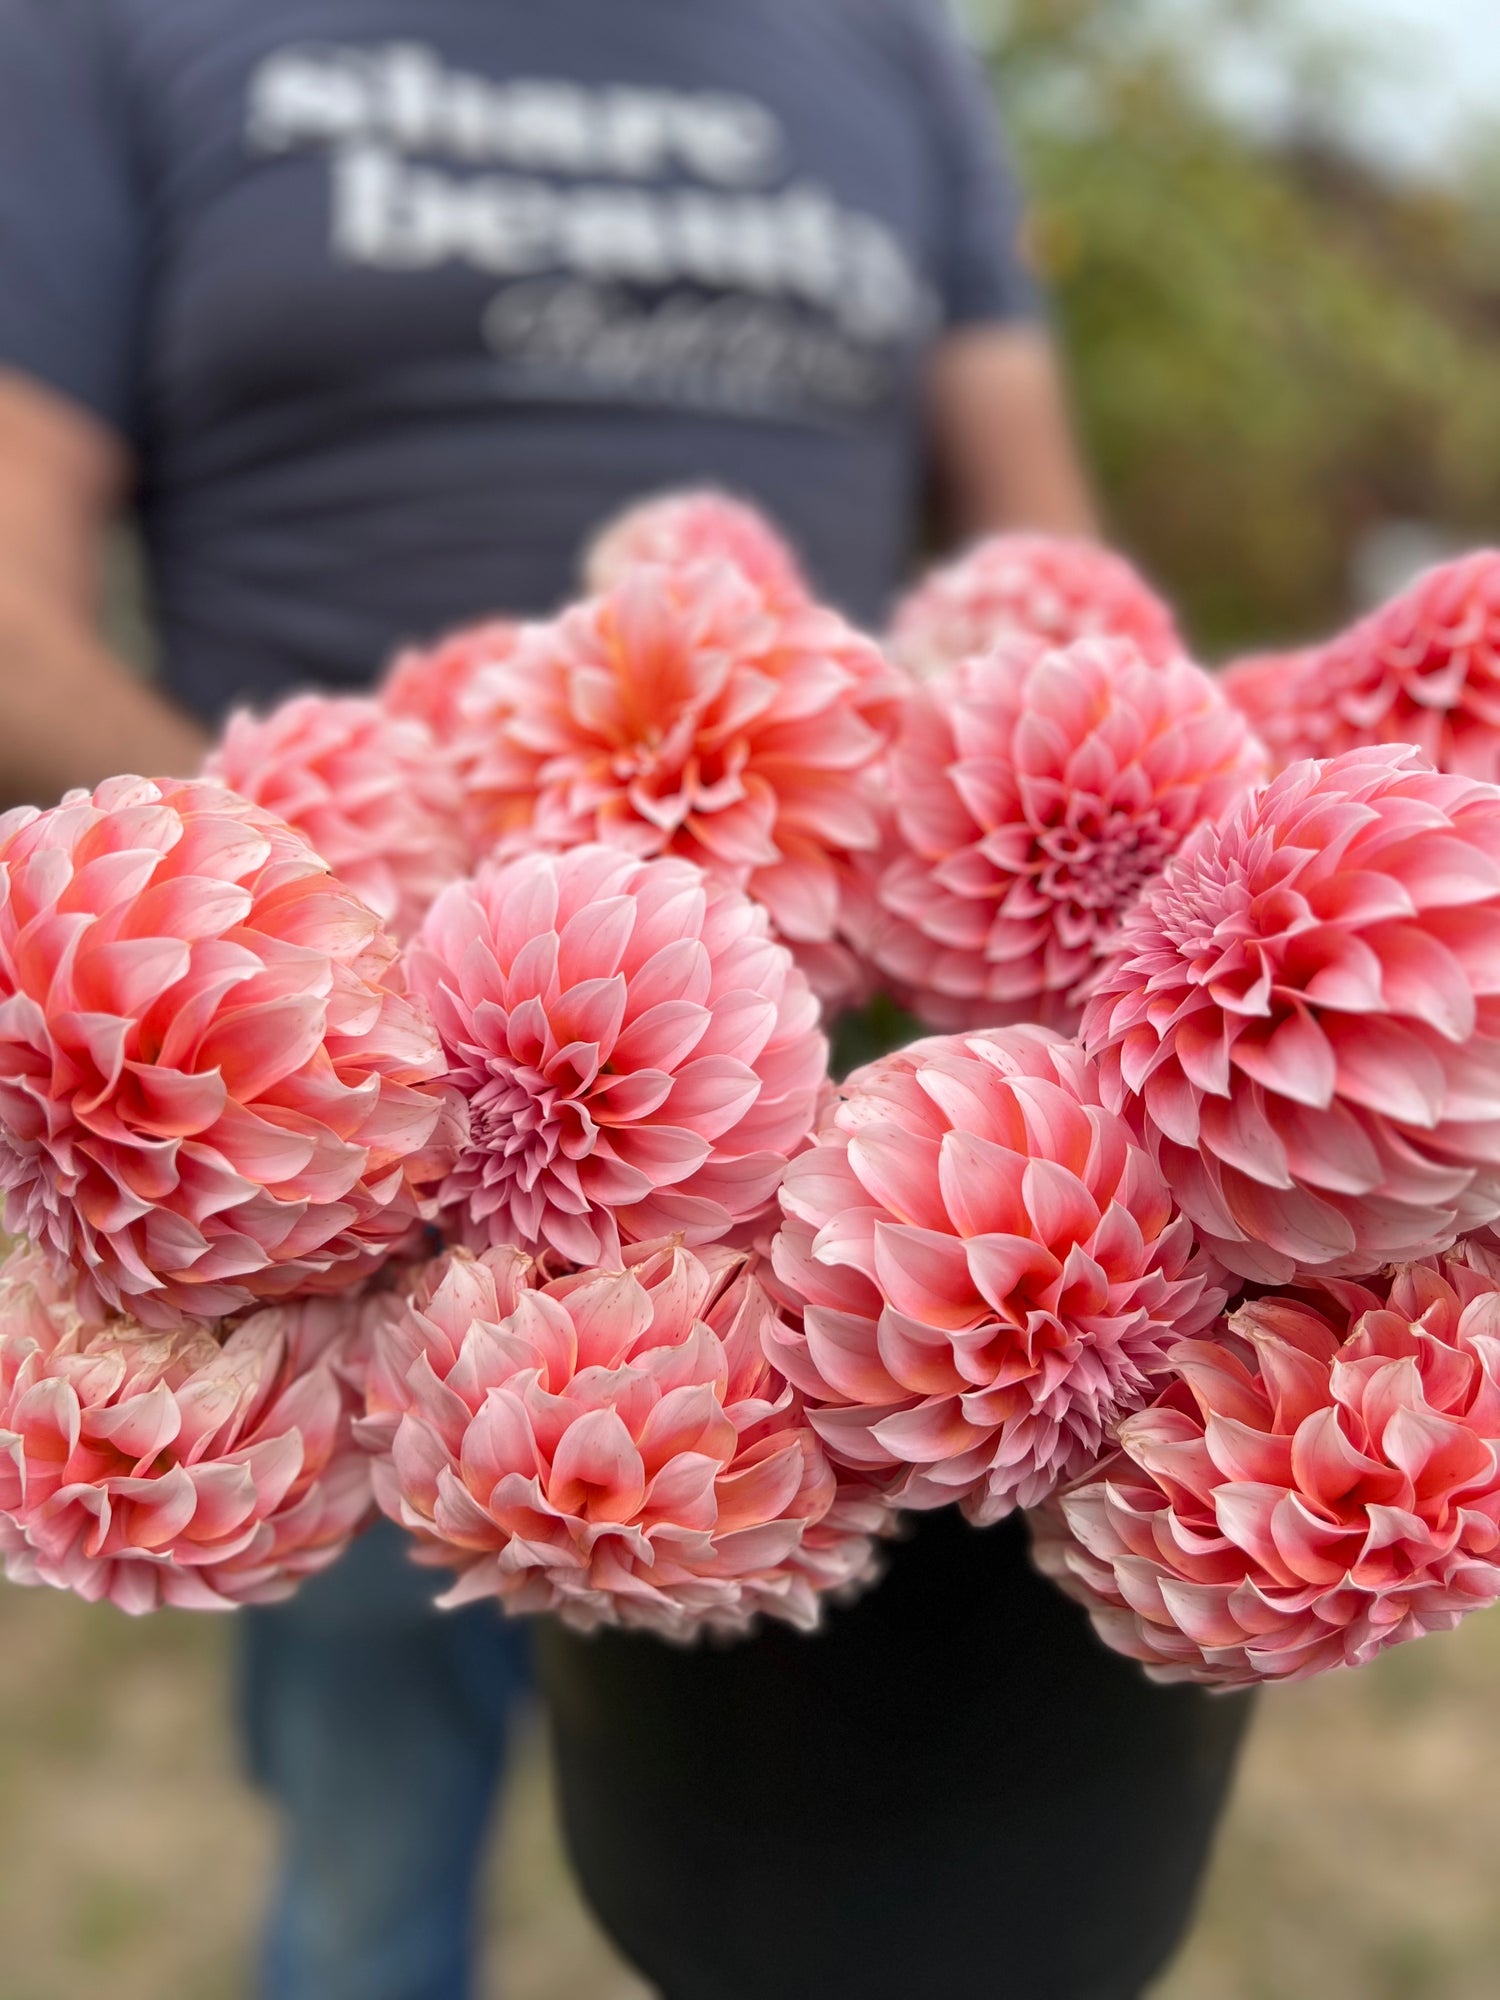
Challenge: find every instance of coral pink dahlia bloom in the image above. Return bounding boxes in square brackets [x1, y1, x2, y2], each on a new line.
[1218, 646, 1326, 773]
[769, 1025, 1228, 1522]
[455, 559, 904, 948]
[0, 777, 453, 1326]
[1223, 552, 1500, 782]
[1033, 1256, 1500, 1686]
[582, 489, 810, 611]
[205, 694, 469, 940]
[405, 844, 826, 1265]
[0, 1243, 372, 1613]
[379, 621, 521, 747]
[868, 637, 1266, 1033]
[1083, 745, 1500, 1285]
[361, 1240, 884, 1638]
[890, 533, 1184, 679]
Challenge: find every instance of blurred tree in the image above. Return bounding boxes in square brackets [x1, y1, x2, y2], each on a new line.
[971, 0, 1500, 653]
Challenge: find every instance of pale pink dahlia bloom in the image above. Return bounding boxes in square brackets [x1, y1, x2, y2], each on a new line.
[0, 777, 453, 1326]
[867, 637, 1266, 1033]
[379, 620, 521, 748]
[205, 695, 468, 940]
[890, 533, 1184, 679]
[1083, 745, 1500, 1285]
[455, 559, 904, 949]
[769, 1026, 1227, 1522]
[405, 844, 826, 1265]
[0, 1243, 372, 1613]
[583, 489, 809, 611]
[360, 1240, 885, 1638]
[1222, 552, 1500, 781]
[1034, 1256, 1500, 1686]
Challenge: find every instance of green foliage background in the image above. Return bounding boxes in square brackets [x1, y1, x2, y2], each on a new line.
[977, 0, 1500, 656]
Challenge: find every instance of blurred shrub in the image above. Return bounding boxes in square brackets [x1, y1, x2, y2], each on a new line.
[977, 0, 1500, 652]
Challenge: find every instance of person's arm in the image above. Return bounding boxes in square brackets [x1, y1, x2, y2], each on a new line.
[907, 1, 1099, 544]
[927, 324, 1098, 541]
[0, 370, 207, 806]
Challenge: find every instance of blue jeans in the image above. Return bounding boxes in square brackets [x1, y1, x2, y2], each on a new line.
[239, 1520, 532, 2000]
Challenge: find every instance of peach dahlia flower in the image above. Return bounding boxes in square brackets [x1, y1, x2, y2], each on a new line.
[583, 489, 810, 611]
[1033, 1256, 1500, 1686]
[0, 777, 453, 1326]
[379, 620, 522, 748]
[454, 559, 904, 950]
[890, 533, 1183, 679]
[1222, 552, 1500, 781]
[867, 637, 1266, 1032]
[205, 694, 469, 940]
[360, 1241, 885, 1639]
[1217, 646, 1326, 773]
[0, 1243, 372, 1613]
[405, 845, 826, 1266]
[1084, 746, 1500, 1284]
[769, 1026, 1227, 1522]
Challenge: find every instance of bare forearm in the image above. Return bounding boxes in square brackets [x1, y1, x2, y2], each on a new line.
[928, 327, 1099, 544]
[0, 587, 208, 809]
[953, 381, 1099, 539]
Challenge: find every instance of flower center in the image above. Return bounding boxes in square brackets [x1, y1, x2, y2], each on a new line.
[1036, 810, 1176, 919]
[461, 1057, 594, 1199]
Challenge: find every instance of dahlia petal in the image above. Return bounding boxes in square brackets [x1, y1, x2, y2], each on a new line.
[1231, 1008, 1337, 1111]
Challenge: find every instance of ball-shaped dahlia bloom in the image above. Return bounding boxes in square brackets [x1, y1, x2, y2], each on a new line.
[1217, 646, 1326, 772]
[890, 533, 1184, 679]
[1083, 745, 1500, 1285]
[0, 776, 454, 1326]
[454, 559, 905, 950]
[769, 1025, 1228, 1523]
[1223, 552, 1500, 781]
[405, 844, 826, 1265]
[204, 694, 469, 940]
[360, 1239, 886, 1638]
[0, 1243, 372, 1613]
[1034, 1256, 1500, 1686]
[379, 620, 522, 748]
[866, 637, 1266, 1033]
[582, 489, 809, 611]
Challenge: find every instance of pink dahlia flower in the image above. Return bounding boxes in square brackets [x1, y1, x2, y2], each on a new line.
[867, 637, 1266, 1033]
[1218, 646, 1326, 772]
[583, 489, 809, 611]
[890, 533, 1184, 679]
[1034, 1256, 1500, 1686]
[0, 1243, 372, 1613]
[1222, 552, 1500, 781]
[455, 559, 904, 949]
[769, 1025, 1227, 1522]
[0, 776, 454, 1326]
[360, 1240, 886, 1638]
[405, 844, 826, 1265]
[379, 621, 521, 747]
[205, 694, 469, 940]
[1083, 745, 1500, 1284]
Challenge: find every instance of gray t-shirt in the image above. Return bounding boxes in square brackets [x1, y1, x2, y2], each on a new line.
[0, 0, 1040, 720]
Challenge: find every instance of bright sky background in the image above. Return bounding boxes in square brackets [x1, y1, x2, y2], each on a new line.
[1163, 0, 1500, 183]
[973, 0, 1500, 183]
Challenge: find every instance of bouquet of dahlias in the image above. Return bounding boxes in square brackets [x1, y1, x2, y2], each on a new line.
[7, 496, 1500, 1693]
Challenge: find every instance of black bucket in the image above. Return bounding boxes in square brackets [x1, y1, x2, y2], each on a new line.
[538, 1508, 1252, 2000]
